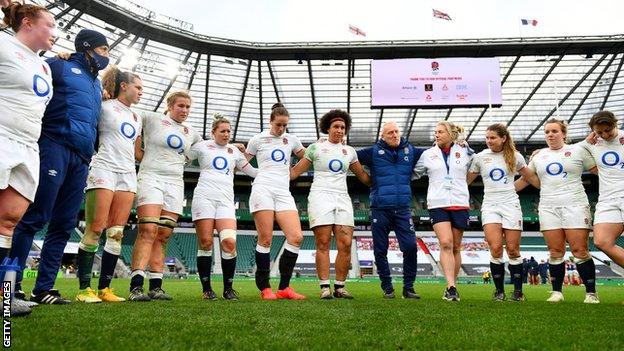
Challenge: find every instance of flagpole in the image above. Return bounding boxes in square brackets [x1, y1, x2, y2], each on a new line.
[554, 79, 560, 119]
[488, 79, 493, 124]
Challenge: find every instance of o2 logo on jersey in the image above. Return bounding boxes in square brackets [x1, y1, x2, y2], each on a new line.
[489, 168, 507, 183]
[545, 162, 567, 178]
[212, 156, 230, 174]
[166, 134, 185, 154]
[271, 149, 287, 165]
[32, 74, 51, 101]
[120, 122, 136, 139]
[328, 159, 345, 173]
[601, 151, 624, 169]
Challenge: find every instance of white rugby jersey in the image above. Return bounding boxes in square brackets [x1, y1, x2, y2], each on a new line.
[246, 130, 304, 189]
[90, 99, 142, 173]
[304, 140, 357, 194]
[528, 144, 594, 207]
[0, 33, 53, 150]
[469, 149, 526, 204]
[578, 130, 624, 201]
[138, 111, 201, 182]
[189, 140, 255, 203]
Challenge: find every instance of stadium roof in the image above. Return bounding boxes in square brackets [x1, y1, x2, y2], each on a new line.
[34, 0, 624, 146]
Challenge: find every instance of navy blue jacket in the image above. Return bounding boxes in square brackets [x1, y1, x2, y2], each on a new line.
[357, 138, 424, 209]
[41, 53, 102, 162]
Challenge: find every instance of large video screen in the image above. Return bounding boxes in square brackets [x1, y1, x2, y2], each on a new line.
[371, 58, 502, 108]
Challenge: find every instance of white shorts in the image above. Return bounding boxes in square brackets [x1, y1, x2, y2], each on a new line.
[593, 197, 624, 224]
[249, 183, 297, 213]
[192, 197, 236, 221]
[136, 173, 184, 214]
[538, 204, 591, 231]
[0, 135, 39, 202]
[308, 191, 354, 228]
[481, 201, 523, 230]
[86, 167, 137, 192]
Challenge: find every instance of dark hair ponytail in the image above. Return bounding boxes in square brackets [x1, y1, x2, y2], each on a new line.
[270, 102, 289, 121]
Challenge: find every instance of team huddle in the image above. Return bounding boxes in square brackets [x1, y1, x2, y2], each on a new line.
[2, 2, 624, 319]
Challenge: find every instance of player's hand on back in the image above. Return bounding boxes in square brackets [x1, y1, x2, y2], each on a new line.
[233, 143, 246, 153]
[585, 132, 598, 145]
[57, 51, 71, 60]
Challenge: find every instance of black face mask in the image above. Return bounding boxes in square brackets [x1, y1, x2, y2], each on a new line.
[86, 51, 110, 72]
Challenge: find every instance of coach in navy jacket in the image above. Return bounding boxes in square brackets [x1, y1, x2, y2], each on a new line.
[357, 121, 424, 298]
[10, 29, 109, 304]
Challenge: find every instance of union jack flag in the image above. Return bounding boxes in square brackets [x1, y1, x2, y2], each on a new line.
[348, 24, 366, 37]
[433, 9, 452, 21]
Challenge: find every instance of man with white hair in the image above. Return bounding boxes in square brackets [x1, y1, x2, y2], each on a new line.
[357, 122, 424, 299]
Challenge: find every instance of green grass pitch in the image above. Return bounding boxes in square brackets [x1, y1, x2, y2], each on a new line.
[9, 278, 624, 350]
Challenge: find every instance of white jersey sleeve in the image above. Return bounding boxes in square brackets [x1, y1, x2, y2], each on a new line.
[187, 142, 201, 161]
[234, 146, 257, 178]
[292, 136, 304, 154]
[413, 153, 428, 179]
[246, 135, 260, 156]
[579, 146, 596, 171]
[468, 154, 481, 174]
[516, 152, 527, 170]
[0, 34, 53, 150]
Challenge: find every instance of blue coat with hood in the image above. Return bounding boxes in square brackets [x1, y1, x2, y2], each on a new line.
[357, 137, 424, 209]
[41, 52, 102, 161]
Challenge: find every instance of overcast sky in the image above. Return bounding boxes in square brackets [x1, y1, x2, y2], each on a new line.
[131, 0, 623, 42]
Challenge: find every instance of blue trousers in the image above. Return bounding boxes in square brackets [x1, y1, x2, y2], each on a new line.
[10, 136, 88, 294]
[371, 208, 418, 291]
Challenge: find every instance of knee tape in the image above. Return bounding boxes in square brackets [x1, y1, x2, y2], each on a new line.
[549, 256, 565, 265]
[81, 227, 102, 248]
[138, 216, 160, 226]
[78, 241, 99, 253]
[508, 256, 523, 265]
[219, 229, 237, 242]
[221, 250, 237, 259]
[0, 235, 10, 249]
[158, 216, 177, 229]
[197, 249, 212, 257]
[104, 226, 124, 255]
[490, 256, 504, 265]
[220, 229, 237, 257]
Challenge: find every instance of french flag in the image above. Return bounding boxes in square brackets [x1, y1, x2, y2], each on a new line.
[521, 19, 538, 26]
